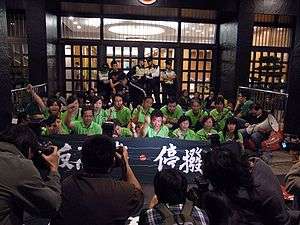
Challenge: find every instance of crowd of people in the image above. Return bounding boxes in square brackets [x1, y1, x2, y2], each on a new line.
[0, 124, 299, 225]
[0, 57, 297, 224]
[20, 61, 271, 156]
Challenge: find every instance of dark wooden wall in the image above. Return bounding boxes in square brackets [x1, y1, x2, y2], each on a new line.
[0, 0, 12, 131]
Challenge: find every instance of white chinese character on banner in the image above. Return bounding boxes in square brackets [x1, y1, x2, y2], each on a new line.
[74, 159, 82, 170]
[59, 153, 74, 169]
[154, 143, 180, 171]
[179, 147, 203, 174]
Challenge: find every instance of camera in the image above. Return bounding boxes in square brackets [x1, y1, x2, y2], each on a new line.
[37, 141, 54, 156]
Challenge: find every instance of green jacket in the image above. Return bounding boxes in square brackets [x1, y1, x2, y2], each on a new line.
[0, 142, 61, 225]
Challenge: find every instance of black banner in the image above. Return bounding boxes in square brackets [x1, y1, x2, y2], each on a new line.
[43, 135, 212, 183]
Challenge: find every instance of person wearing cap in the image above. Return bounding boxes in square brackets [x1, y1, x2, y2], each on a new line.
[160, 59, 177, 105]
[145, 56, 161, 106]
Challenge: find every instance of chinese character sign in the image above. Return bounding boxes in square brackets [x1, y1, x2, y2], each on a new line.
[154, 144, 204, 174]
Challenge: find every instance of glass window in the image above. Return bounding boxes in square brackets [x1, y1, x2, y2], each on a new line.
[61, 17, 100, 39]
[65, 45, 71, 55]
[103, 18, 178, 42]
[181, 22, 216, 44]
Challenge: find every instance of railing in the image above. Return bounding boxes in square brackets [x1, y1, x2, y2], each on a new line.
[237, 86, 288, 130]
[11, 83, 47, 117]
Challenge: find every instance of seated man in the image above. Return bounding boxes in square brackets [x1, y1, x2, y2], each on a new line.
[141, 110, 169, 138]
[185, 98, 208, 131]
[160, 97, 183, 129]
[210, 96, 233, 132]
[240, 103, 269, 155]
[51, 135, 144, 225]
[234, 91, 254, 118]
[108, 94, 131, 127]
[131, 96, 154, 124]
[139, 169, 209, 225]
[65, 105, 101, 135]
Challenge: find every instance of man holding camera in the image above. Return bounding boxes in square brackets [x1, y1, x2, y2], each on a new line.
[0, 125, 61, 225]
[51, 135, 143, 225]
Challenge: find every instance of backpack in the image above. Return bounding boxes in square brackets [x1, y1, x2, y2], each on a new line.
[156, 200, 196, 225]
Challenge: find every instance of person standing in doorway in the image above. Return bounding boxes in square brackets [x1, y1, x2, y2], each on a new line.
[160, 59, 177, 105]
[145, 57, 161, 107]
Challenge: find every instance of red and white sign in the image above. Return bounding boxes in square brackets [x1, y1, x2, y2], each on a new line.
[138, 0, 157, 5]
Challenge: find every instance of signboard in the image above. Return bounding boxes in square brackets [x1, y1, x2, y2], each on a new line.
[43, 135, 212, 183]
[138, 0, 157, 5]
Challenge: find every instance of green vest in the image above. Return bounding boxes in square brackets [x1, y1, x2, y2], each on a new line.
[132, 106, 154, 123]
[93, 109, 108, 126]
[108, 106, 132, 127]
[185, 109, 208, 127]
[147, 125, 169, 138]
[73, 121, 102, 135]
[196, 128, 218, 141]
[209, 108, 233, 131]
[172, 128, 196, 140]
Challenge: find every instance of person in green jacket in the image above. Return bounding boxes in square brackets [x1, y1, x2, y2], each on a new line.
[61, 95, 82, 134]
[160, 97, 183, 129]
[185, 98, 208, 131]
[131, 96, 154, 124]
[92, 96, 108, 126]
[210, 96, 233, 132]
[65, 104, 101, 135]
[42, 115, 68, 135]
[142, 110, 169, 138]
[196, 115, 218, 141]
[172, 115, 196, 140]
[107, 94, 131, 127]
[219, 117, 244, 150]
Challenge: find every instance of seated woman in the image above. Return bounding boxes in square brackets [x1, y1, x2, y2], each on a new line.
[196, 116, 218, 141]
[42, 115, 68, 135]
[27, 84, 62, 119]
[141, 110, 169, 138]
[171, 115, 196, 140]
[219, 117, 244, 150]
[92, 96, 108, 126]
[112, 120, 133, 138]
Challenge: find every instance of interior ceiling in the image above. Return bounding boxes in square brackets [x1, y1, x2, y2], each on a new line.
[60, 2, 217, 20]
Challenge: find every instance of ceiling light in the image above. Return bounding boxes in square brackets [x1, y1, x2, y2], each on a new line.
[68, 16, 74, 21]
[85, 18, 100, 27]
[73, 21, 78, 25]
[77, 25, 81, 29]
[185, 31, 190, 33]
[192, 27, 195, 30]
[109, 24, 165, 36]
[196, 30, 201, 33]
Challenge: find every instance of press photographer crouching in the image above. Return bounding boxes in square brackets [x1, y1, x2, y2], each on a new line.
[51, 135, 144, 225]
[0, 125, 61, 225]
[192, 147, 291, 225]
[139, 169, 209, 225]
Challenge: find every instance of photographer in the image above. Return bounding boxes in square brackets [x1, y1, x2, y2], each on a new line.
[0, 125, 61, 225]
[51, 135, 143, 225]
[200, 148, 290, 225]
[139, 169, 209, 225]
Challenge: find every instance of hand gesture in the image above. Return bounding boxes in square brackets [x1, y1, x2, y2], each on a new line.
[26, 84, 34, 94]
